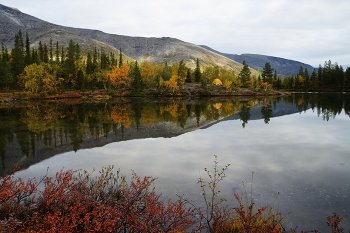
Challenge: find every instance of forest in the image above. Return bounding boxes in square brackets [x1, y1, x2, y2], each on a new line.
[1, 31, 350, 97]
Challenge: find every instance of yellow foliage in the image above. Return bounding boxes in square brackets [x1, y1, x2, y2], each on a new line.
[108, 64, 131, 88]
[164, 104, 179, 118]
[223, 80, 233, 89]
[141, 61, 158, 86]
[213, 103, 222, 109]
[164, 75, 179, 94]
[212, 79, 223, 85]
[261, 82, 272, 91]
[109, 105, 131, 128]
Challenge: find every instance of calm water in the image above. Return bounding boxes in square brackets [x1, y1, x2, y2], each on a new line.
[1, 93, 350, 231]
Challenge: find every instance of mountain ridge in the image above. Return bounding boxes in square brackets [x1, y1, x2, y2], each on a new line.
[0, 4, 243, 70]
[199, 45, 315, 76]
[0, 3, 315, 73]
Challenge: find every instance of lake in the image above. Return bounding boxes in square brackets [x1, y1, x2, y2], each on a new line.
[1, 92, 349, 231]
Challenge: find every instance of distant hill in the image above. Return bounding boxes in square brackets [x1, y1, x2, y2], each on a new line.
[0, 3, 316, 74]
[0, 4, 244, 70]
[200, 45, 315, 76]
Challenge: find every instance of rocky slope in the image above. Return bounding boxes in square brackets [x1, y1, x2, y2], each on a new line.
[0, 4, 243, 70]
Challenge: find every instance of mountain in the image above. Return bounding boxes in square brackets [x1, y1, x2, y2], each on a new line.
[0, 4, 243, 70]
[200, 45, 315, 76]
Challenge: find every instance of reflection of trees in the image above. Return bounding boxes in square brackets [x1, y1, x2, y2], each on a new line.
[2, 93, 349, 169]
[261, 102, 273, 124]
[239, 102, 251, 128]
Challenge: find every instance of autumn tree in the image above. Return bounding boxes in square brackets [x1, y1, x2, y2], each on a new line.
[19, 63, 45, 92]
[164, 74, 179, 94]
[108, 63, 131, 88]
[140, 61, 158, 87]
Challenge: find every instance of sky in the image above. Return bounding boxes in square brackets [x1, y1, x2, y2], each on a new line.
[2, 0, 350, 67]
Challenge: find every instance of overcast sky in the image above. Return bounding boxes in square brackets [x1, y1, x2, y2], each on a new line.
[2, 0, 350, 67]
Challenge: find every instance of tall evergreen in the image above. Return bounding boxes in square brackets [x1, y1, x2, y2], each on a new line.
[86, 52, 93, 75]
[49, 38, 53, 63]
[194, 58, 201, 83]
[119, 48, 123, 68]
[43, 43, 49, 63]
[185, 68, 192, 83]
[131, 61, 142, 93]
[262, 62, 274, 83]
[0, 43, 12, 89]
[238, 60, 251, 86]
[10, 30, 25, 84]
[24, 32, 32, 66]
[55, 41, 60, 64]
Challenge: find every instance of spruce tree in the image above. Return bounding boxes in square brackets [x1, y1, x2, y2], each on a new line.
[194, 58, 201, 83]
[119, 48, 123, 68]
[131, 61, 142, 94]
[185, 68, 192, 83]
[10, 30, 25, 83]
[49, 38, 53, 63]
[238, 60, 251, 86]
[25, 32, 31, 66]
[262, 62, 274, 83]
[0, 43, 12, 89]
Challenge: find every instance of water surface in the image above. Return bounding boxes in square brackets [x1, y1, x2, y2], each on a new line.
[1, 93, 349, 231]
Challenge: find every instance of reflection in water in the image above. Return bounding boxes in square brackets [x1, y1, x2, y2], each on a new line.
[1, 93, 350, 230]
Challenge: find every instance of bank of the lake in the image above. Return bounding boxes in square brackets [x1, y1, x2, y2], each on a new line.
[0, 83, 289, 104]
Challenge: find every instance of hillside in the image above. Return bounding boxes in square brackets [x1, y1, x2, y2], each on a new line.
[200, 45, 315, 76]
[0, 4, 243, 70]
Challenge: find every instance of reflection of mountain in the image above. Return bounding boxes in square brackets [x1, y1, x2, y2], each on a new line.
[232, 102, 307, 120]
[201, 101, 304, 129]
[1, 115, 219, 176]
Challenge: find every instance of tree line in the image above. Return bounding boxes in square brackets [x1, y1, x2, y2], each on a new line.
[1, 31, 349, 93]
[0, 31, 204, 93]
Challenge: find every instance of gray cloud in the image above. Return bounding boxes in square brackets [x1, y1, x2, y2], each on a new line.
[2, 0, 350, 67]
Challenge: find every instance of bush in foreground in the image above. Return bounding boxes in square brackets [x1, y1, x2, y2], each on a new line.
[0, 161, 347, 232]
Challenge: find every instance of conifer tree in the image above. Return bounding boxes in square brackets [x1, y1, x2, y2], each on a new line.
[131, 61, 142, 93]
[25, 32, 31, 66]
[0, 43, 12, 89]
[185, 68, 192, 83]
[194, 58, 201, 83]
[10, 30, 25, 83]
[238, 60, 251, 86]
[55, 41, 60, 64]
[262, 62, 274, 83]
[119, 48, 123, 68]
[49, 38, 53, 63]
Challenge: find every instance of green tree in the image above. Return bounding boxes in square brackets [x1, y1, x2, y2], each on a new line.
[344, 67, 350, 89]
[262, 62, 274, 83]
[185, 68, 192, 83]
[131, 61, 142, 93]
[76, 69, 85, 91]
[0, 43, 13, 89]
[10, 30, 25, 84]
[238, 60, 251, 86]
[119, 48, 123, 68]
[24, 32, 32, 66]
[194, 58, 201, 83]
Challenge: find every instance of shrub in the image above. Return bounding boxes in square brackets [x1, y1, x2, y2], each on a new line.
[0, 166, 196, 232]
